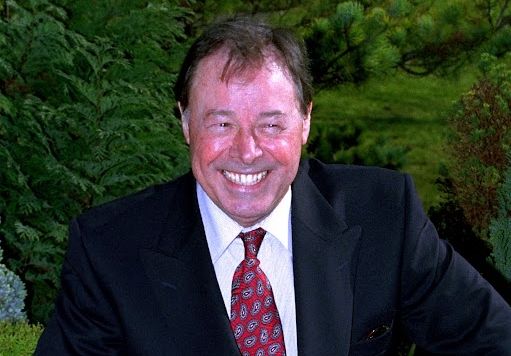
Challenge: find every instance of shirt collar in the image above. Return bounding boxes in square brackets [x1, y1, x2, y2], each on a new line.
[197, 183, 292, 264]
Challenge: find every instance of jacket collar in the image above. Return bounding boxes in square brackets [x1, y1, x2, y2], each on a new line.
[291, 161, 362, 355]
[140, 173, 240, 355]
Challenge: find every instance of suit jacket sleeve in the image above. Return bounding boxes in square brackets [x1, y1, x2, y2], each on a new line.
[35, 218, 125, 355]
[399, 174, 511, 354]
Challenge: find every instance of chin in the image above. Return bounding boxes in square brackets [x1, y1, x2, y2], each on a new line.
[232, 207, 273, 225]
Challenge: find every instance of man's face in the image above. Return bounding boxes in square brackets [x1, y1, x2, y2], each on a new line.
[181, 49, 311, 227]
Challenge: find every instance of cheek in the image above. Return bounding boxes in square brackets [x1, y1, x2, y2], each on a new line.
[261, 135, 303, 164]
[190, 134, 231, 165]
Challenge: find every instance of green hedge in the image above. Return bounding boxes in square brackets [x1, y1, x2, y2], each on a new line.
[1, 0, 190, 323]
[489, 159, 511, 282]
[0, 322, 43, 355]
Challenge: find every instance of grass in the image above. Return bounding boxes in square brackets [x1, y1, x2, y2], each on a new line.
[0, 322, 43, 356]
[312, 68, 478, 210]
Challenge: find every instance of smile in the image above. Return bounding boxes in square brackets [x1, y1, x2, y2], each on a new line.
[223, 170, 268, 186]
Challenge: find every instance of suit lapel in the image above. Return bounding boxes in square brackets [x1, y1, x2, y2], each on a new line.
[140, 174, 239, 355]
[292, 164, 361, 355]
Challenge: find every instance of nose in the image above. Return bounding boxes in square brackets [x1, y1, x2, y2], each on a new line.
[230, 129, 263, 164]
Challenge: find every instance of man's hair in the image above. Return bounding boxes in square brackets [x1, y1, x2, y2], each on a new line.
[174, 15, 313, 115]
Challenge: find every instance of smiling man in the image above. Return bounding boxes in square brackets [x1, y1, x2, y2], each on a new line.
[180, 47, 310, 228]
[36, 16, 511, 356]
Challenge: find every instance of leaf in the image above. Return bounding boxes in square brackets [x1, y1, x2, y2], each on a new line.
[14, 222, 41, 242]
[0, 94, 14, 116]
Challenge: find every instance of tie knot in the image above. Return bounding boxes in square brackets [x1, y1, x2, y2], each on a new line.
[238, 228, 266, 259]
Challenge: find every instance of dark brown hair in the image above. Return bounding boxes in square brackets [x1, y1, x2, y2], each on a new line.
[174, 15, 313, 115]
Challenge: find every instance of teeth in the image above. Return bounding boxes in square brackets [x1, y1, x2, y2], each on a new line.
[223, 170, 267, 186]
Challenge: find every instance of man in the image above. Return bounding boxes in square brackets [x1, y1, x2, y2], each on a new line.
[36, 16, 511, 355]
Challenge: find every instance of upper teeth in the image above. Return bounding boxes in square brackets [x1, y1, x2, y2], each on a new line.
[223, 171, 267, 186]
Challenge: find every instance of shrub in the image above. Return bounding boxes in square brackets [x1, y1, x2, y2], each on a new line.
[445, 53, 511, 238]
[488, 158, 511, 282]
[0, 321, 43, 355]
[0, 265, 27, 323]
[305, 120, 408, 170]
[0, 0, 190, 323]
[428, 173, 491, 274]
[0, 243, 26, 322]
[431, 54, 511, 300]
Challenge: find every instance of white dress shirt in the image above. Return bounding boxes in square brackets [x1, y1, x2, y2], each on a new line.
[197, 183, 298, 355]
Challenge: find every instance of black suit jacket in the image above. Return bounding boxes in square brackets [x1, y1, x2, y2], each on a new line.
[36, 159, 511, 355]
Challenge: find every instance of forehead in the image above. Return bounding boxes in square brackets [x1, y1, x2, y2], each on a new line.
[190, 48, 295, 96]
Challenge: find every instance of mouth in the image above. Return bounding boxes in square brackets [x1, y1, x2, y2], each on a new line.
[222, 170, 268, 186]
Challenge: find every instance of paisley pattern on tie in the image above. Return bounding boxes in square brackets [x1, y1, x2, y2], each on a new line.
[230, 228, 286, 356]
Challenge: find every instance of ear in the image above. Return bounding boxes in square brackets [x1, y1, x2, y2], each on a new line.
[178, 102, 190, 145]
[302, 102, 312, 144]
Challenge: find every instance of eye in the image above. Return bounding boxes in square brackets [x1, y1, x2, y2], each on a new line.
[260, 123, 283, 135]
[205, 120, 234, 134]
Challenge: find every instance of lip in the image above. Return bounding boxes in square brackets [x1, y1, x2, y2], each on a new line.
[222, 170, 268, 186]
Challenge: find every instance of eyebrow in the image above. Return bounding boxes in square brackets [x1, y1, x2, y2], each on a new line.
[206, 109, 234, 117]
[259, 110, 285, 118]
[205, 109, 286, 118]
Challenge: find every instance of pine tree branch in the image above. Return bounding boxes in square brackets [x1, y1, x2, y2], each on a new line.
[495, 0, 511, 31]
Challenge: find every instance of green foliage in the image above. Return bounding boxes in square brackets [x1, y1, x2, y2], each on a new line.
[387, 0, 412, 18]
[176, 1, 511, 87]
[0, 0, 190, 323]
[306, 1, 401, 84]
[446, 53, 511, 237]
[476, 0, 511, 56]
[313, 68, 477, 209]
[305, 120, 408, 170]
[0, 321, 43, 355]
[302, 0, 511, 87]
[334, 1, 364, 29]
[489, 158, 511, 281]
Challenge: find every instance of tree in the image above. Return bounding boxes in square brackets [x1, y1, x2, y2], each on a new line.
[183, 1, 510, 87]
[489, 158, 511, 282]
[303, 0, 511, 87]
[0, 0, 190, 322]
[445, 53, 511, 238]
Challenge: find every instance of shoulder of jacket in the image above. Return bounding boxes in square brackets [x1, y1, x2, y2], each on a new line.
[75, 172, 193, 230]
[303, 158, 407, 189]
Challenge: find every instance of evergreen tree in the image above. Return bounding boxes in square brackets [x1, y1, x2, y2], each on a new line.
[305, 0, 511, 87]
[489, 159, 511, 282]
[0, 0, 190, 322]
[185, 1, 511, 87]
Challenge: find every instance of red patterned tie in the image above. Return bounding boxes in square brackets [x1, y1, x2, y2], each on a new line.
[230, 228, 286, 356]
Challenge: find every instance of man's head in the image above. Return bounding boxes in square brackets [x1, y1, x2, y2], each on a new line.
[176, 16, 313, 227]
[175, 15, 313, 116]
